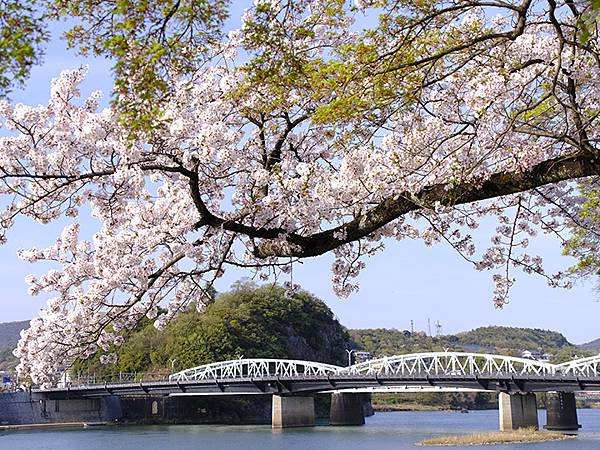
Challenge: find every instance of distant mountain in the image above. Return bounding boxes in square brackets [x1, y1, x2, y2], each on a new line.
[0, 320, 28, 371]
[579, 338, 600, 352]
[0, 320, 29, 352]
[350, 325, 576, 360]
[454, 326, 571, 352]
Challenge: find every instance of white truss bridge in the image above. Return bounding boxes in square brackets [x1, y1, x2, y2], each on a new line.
[557, 355, 600, 377]
[39, 351, 600, 398]
[169, 351, 600, 382]
[342, 352, 556, 377]
[169, 358, 342, 382]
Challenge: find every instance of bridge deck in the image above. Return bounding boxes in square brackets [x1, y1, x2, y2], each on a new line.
[37, 374, 600, 399]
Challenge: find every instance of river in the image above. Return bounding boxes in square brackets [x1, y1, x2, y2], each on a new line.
[2, 409, 600, 449]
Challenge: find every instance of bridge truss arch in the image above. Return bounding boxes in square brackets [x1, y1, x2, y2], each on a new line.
[169, 358, 343, 382]
[556, 355, 600, 377]
[345, 352, 557, 377]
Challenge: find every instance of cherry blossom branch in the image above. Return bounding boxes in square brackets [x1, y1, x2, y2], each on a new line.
[254, 150, 600, 258]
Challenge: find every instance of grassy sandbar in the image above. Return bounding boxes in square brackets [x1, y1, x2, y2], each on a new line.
[417, 428, 574, 446]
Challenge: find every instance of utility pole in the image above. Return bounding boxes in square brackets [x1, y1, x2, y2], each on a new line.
[427, 318, 432, 337]
[410, 320, 414, 334]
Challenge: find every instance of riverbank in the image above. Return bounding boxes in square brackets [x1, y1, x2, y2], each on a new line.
[417, 428, 574, 446]
[370, 393, 498, 412]
[371, 393, 600, 413]
[0, 422, 110, 431]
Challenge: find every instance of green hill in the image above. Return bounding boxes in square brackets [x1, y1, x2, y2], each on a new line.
[349, 325, 583, 362]
[348, 328, 459, 357]
[0, 320, 28, 352]
[0, 320, 28, 371]
[72, 283, 350, 377]
[455, 326, 571, 353]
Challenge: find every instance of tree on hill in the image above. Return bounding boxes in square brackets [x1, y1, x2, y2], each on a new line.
[72, 283, 350, 376]
[1, 0, 598, 384]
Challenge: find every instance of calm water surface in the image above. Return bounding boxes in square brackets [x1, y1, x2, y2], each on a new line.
[2, 409, 600, 450]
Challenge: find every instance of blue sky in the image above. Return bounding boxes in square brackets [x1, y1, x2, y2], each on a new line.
[0, 14, 597, 344]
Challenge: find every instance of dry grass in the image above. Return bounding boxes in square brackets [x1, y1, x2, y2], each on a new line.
[417, 427, 574, 446]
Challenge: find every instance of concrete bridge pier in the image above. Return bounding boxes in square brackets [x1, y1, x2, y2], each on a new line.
[544, 392, 581, 431]
[499, 392, 538, 431]
[329, 393, 365, 426]
[272, 395, 315, 428]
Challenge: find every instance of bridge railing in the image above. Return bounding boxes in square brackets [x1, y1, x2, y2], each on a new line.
[68, 371, 170, 386]
[169, 358, 343, 382]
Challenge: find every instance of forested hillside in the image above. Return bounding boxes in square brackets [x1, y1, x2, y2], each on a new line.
[347, 328, 457, 356]
[455, 326, 570, 352]
[0, 320, 28, 371]
[349, 326, 592, 363]
[72, 283, 350, 377]
[0, 320, 28, 352]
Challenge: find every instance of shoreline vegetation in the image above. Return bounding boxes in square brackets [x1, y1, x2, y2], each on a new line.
[374, 403, 446, 412]
[417, 428, 574, 446]
[372, 402, 600, 412]
[371, 394, 600, 412]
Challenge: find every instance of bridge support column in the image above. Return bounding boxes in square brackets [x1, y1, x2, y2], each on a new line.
[272, 395, 315, 428]
[499, 392, 538, 431]
[544, 392, 581, 431]
[329, 393, 365, 426]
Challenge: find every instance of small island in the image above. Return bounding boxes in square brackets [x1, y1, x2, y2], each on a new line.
[417, 428, 574, 446]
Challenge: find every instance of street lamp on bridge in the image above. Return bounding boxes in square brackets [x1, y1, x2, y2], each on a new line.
[345, 349, 372, 366]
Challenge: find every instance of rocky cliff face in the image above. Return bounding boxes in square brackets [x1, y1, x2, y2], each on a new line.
[284, 323, 350, 367]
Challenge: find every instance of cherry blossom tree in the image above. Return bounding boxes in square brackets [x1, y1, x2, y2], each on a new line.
[564, 180, 600, 286]
[0, 0, 598, 385]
